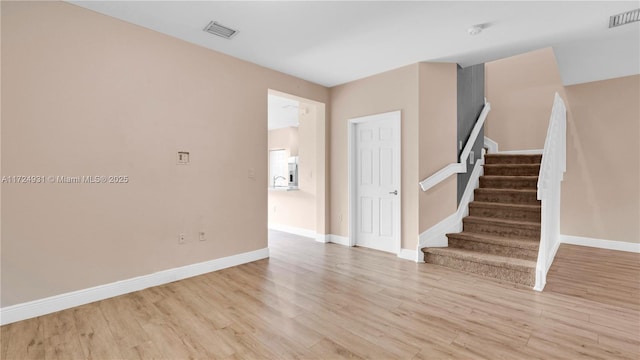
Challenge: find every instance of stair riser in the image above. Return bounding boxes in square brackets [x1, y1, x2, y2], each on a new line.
[479, 177, 537, 190]
[485, 155, 542, 165]
[474, 190, 540, 205]
[484, 165, 540, 176]
[447, 238, 537, 261]
[469, 205, 541, 223]
[424, 253, 535, 286]
[463, 221, 540, 239]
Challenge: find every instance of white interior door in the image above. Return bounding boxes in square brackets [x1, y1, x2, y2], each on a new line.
[350, 111, 401, 254]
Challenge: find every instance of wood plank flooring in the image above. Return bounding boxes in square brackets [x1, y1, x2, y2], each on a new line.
[2, 230, 639, 359]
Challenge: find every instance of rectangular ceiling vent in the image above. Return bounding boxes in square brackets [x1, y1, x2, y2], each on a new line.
[609, 8, 640, 28]
[203, 21, 238, 39]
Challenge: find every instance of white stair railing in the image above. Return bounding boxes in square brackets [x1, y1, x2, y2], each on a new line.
[534, 92, 567, 291]
[419, 102, 491, 192]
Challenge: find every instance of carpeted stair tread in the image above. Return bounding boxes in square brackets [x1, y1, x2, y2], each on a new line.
[484, 164, 540, 176]
[422, 247, 536, 271]
[469, 201, 541, 222]
[446, 232, 539, 260]
[447, 231, 540, 260]
[470, 201, 540, 211]
[422, 247, 536, 286]
[475, 188, 538, 195]
[485, 154, 542, 165]
[447, 232, 539, 249]
[474, 188, 540, 205]
[463, 216, 541, 240]
[479, 176, 538, 190]
[464, 216, 541, 230]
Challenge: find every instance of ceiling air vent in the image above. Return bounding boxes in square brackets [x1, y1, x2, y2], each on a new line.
[609, 8, 640, 28]
[203, 21, 238, 39]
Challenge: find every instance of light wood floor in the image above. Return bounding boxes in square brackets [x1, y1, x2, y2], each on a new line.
[2, 231, 639, 359]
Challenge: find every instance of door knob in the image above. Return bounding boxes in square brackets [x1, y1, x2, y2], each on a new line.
[389, 190, 398, 195]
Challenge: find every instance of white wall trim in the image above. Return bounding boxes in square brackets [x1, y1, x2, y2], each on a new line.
[0, 247, 269, 326]
[560, 235, 640, 253]
[268, 222, 316, 239]
[328, 234, 350, 246]
[498, 149, 544, 155]
[398, 248, 419, 262]
[417, 157, 484, 251]
[315, 234, 329, 243]
[484, 136, 499, 153]
[418, 212, 458, 249]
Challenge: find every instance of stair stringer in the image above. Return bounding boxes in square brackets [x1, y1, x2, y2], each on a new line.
[417, 157, 484, 262]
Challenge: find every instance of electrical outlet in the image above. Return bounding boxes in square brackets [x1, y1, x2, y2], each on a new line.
[459, 141, 463, 150]
[273, 206, 277, 213]
[338, 214, 343, 223]
[178, 233, 186, 244]
[199, 232, 206, 241]
[469, 151, 475, 165]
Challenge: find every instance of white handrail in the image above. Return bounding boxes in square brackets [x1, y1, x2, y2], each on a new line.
[534, 92, 567, 291]
[419, 102, 491, 192]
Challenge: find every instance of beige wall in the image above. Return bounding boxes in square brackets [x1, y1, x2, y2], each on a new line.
[485, 47, 639, 244]
[272, 127, 299, 157]
[485, 47, 565, 151]
[1, 1, 329, 306]
[268, 104, 317, 231]
[268, 127, 299, 161]
[562, 75, 640, 243]
[329, 63, 459, 250]
[418, 63, 458, 234]
[330, 64, 420, 250]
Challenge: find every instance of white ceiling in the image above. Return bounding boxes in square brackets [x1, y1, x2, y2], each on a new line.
[268, 94, 300, 130]
[70, 1, 640, 87]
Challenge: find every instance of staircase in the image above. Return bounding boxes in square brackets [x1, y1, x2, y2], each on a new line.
[422, 154, 542, 287]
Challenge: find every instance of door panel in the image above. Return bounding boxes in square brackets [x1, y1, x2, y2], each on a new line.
[360, 149, 373, 185]
[380, 148, 393, 186]
[353, 112, 400, 253]
[361, 197, 373, 234]
[380, 198, 393, 237]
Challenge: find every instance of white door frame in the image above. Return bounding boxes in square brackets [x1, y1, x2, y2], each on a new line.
[348, 110, 401, 255]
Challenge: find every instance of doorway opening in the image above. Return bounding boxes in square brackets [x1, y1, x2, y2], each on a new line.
[267, 89, 327, 245]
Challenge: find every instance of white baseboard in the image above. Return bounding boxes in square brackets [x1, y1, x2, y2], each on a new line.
[0, 247, 269, 326]
[268, 222, 316, 239]
[498, 149, 544, 155]
[328, 234, 350, 246]
[325, 235, 417, 262]
[560, 235, 640, 253]
[315, 234, 329, 243]
[398, 248, 419, 262]
[326, 235, 417, 262]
